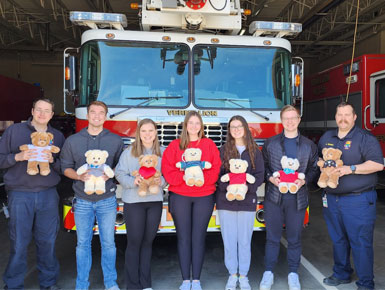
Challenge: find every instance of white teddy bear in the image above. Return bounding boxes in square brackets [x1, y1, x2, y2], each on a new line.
[76, 149, 115, 195]
[220, 159, 256, 201]
[273, 156, 305, 194]
[176, 148, 212, 187]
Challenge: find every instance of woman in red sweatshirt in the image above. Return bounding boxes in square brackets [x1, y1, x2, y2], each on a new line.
[162, 111, 221, 290]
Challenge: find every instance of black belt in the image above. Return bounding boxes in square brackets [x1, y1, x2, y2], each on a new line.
[328, 187, 375, 197]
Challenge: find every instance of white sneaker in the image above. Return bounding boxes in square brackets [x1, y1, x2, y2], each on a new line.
[225, 275, 238, 290]
[239, 276, 251, 290]
[259, 271, 274, 290]
[288, 273, 301, 290]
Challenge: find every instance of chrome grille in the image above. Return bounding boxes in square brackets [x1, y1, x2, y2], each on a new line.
[157, 122, 228, 147]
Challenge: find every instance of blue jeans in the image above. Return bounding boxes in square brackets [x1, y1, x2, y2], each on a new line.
[3, 188, 60, 289]
[74, 196, 118, 290]
[323, 190, 376, 290]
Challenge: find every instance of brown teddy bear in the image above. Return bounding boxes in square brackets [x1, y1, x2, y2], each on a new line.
[317, 148, 343, 188]
[220, 159, 255, 201]
[273, 156, 305, 194]
[76, 149, 115, 195]
[19, 132, 60, 176]
[132, 154, 161, 196]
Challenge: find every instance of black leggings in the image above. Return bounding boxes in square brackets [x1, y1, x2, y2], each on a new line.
[123, 201, 162, 290]
[169, 192, 215, 280]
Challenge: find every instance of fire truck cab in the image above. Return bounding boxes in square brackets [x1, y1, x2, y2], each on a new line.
[63, 0, 307, 233]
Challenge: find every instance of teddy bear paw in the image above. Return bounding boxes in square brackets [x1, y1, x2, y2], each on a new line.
[148, 185, 158, 194]
[235, 194, 245, 201]
[40, 170, 50, 176]
[27, 169, 39, 175]
[279, 186, 289, 194]
[289, 186, 298, 194]
[317, 181, 327, 188]
[327, 181, 337, 189]
[95, 190, 105, 195]
[138, 190, 147, 197]
[226, 193, 236, 201]
[195, 180, 204, 187]
[84, 190, 94, 195]
[186, 178, 195, 186]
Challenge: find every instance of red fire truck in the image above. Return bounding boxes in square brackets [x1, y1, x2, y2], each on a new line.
[301, 54, 385, 165]
[62, 0, 309, 233]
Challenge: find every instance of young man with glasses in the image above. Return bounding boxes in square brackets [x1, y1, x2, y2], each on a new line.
[259, 105, 318, 290]
[0, 98, 65, 290]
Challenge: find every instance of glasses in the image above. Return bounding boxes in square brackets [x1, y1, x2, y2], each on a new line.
[229, 125, 244, 130]
[282, 116, 299, 122]
[34, 108, 52, 115]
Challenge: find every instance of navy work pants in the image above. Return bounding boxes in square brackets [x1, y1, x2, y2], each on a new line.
[3, 188, 60, 289]
[264, 196, 306, 273]
[323, 190, 376, 290]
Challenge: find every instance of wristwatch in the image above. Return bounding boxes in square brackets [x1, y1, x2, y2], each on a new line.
[350, 165, 356, 174]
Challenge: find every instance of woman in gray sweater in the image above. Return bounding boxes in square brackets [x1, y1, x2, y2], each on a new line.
[115, 118, 166, 290]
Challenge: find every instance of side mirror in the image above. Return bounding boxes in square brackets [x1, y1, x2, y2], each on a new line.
[291, 57, 304, 115]
[63, 47, 79, 114]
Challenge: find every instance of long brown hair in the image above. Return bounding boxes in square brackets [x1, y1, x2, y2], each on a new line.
[131, 119, 161, 157]
[179, 111, 206, 150]
[222, 115, 259, 171]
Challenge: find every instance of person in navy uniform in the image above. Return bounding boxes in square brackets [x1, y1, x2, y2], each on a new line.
[319, 102, 384, 290]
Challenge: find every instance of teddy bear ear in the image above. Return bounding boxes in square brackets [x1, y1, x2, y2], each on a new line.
[31, 132, 38, 139]
[242, 160, 248, 167]
[102, 150, 109, 158]
[281, 156, 287, 163]
[85, 150, 92, 157]
[335, 149, 342, 158]
[47, 133, 53, 140]
[322, 148, 328, 155]
[229, 159, 235, 165]
[138, 155, 144, 162]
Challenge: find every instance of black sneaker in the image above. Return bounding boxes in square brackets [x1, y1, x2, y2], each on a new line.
[323, 275, 351, 286]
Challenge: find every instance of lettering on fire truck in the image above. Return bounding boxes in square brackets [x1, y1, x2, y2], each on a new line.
[167, 110, 218, 116]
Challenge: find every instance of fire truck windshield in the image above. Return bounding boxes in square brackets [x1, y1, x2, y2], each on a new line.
[79, 41, 189, 108]
[78, 41, 292, 110]
[193, 45, 292, 110]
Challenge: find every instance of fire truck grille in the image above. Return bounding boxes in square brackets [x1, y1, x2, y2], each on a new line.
[156, 123, 228, 147]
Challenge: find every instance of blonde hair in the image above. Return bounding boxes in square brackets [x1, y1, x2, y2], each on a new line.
[131, 119, 161, 157]
[179, 111, 205, 150]
[280, 105, 299, 119]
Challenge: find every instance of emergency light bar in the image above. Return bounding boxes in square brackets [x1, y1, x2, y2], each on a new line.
[249, 21, 302, 38]
[70, 11, 127, 30]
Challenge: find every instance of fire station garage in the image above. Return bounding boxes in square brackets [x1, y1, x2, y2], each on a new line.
[1, 0, 385, 289]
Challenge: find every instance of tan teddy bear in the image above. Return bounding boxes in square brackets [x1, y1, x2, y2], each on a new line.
[317, 148, 343, 189]
[131, 154, 161, 197]
[176, 148, 212, 187]
[273, 156, 305, 194]
[19, 132, 60, 176]
[76, 149, 115, 195]
[220, 159, 256, 201]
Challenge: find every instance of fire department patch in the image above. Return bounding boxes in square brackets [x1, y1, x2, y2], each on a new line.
[344, 141, 351, 149]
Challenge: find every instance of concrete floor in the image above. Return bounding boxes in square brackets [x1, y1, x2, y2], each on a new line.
[1, 186, 385, 290]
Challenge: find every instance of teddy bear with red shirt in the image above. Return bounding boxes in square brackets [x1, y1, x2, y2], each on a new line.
[273, 156, 305, 194]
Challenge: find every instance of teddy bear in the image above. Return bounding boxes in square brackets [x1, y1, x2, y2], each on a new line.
[273, 156, 305, 194]
[317, 148, 343, 189]
[76, 149, 115, 195]
[220, 159, 256, 201]
[131, 154, 161, 197]
[176, 148, 212, 187]
[19, 132, 60, 176]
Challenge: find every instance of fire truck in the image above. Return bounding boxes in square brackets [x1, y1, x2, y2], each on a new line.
[62, 0, 308, 233]
[301, 54, 385, 168]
